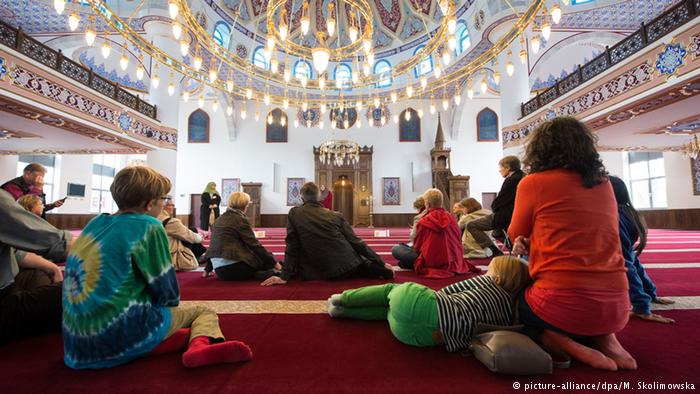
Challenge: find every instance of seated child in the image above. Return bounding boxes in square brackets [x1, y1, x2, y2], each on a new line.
[17, 194, 44, 217]
[62, 166, 252, 369]
[328, 256, 530, 351]
[610, 176, 675, 324]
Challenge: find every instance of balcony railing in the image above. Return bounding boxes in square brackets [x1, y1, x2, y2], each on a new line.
[521, 0, 699, 118]
[0, 19, 157, 120]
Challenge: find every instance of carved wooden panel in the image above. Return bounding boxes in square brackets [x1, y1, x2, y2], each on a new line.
[242, 182, 262, 227]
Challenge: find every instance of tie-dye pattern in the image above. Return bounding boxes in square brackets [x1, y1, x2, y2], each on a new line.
[62, 213, 179, 369]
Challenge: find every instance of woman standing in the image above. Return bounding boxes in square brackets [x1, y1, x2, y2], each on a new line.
[200, 181, 221, 231]
[320, 184, 333, 210]
[509, 117, 636, 371]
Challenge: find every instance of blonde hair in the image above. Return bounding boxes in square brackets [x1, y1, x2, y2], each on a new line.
[110, 166, 171, 210]
[490, 256, 531, 298]
[423, 188, 444, 209]
[228, 191, 251, 210]
[17, 194, 42, 212]
[413, 196, 425, 211]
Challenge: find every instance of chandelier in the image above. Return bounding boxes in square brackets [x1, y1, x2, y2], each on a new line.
[319, 139, 360, 166]
[683, 135, 700, 160]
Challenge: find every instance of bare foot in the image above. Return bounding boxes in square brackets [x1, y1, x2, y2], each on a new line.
[202, 270, 213, 278]
[540, 330, 618, 371]
[652, 297, 675, 305]
[630, 312, 675, 324]
[590, 334, 638, 370]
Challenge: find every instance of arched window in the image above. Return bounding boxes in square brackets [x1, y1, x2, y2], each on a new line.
[293, 59, 313, 80]
[374, 60, 392, 88]
[456, 21, 470, 54]
[252, 46, 268, 69]
[413, 45, 433, 77]
[188, 109, 210, 143]
[266, 108, 288, 143]
[213, 22, 231, 49]
[399, 108, 421, 142]
[334, 63, 352, 89]
[476, 107, 499, 142]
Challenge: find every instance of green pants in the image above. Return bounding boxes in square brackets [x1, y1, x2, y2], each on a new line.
[166, 306, 224, 342]
[341, 283, 439, 347]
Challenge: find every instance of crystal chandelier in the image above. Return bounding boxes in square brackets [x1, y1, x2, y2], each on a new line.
[319, 139, 360, 166]
[683, 135, 700, 160]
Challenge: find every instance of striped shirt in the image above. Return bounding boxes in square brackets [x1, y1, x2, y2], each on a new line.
[435, 275, 513, 352]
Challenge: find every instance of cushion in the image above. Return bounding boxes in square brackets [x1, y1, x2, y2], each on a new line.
[470, 330, 553, 375]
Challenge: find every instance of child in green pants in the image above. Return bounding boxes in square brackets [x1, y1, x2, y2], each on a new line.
[328, 256, 530, 352]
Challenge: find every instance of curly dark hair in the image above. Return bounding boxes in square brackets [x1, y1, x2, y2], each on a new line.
[523, 116, 608, 188]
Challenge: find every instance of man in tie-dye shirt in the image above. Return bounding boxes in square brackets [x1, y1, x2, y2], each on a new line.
[63, 166, 253, 369]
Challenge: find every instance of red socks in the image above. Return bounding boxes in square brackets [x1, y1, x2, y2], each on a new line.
[182, 336, 253, 368]
[151, 328, 191, 355]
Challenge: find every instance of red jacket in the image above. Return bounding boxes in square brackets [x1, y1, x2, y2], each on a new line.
[413, 208, 477, 278]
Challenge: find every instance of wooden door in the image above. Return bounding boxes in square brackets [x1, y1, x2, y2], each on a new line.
[190, 194, 202, 229]
[333, 175, 354, 224]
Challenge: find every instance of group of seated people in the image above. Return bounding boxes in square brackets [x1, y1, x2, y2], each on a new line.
[0, 117, 675, 373]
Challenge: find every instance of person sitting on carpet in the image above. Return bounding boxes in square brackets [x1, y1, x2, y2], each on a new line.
[458, 198, 493, 259]
[158, 195, 207, 272]
[63, 166, 252, 369]
[17, 194, 45, 217]
[609, 176, 675, 324]
[205, 191, 280, 281]
[327, 256, 529, 352]
[390, 196, 426, 265]
[391, 188, 476, 277]
[452, 202, 465, 221]
[509, 116, 636, 371]
[261, 182, 393, 286]
[0, 189, 70, 345]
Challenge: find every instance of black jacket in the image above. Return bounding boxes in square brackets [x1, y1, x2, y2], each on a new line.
[207, 208, 277, 271]
[281, 201, 384, 280]
[491, 169, 525, 229]
[199, 192, 221, 231]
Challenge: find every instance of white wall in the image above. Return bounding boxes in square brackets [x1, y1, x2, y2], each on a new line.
[52, 155, 93, 214]
[0, 156, 18, 184]
[664, 152, 700, 209]
[174, 97, 506, 215]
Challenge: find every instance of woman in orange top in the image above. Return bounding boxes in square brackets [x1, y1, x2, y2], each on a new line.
[508, 117, 636, 371]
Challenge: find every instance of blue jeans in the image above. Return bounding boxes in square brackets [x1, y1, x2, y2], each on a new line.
[626, 255, 657, 315]
[518, 292, 584, 340]
[391, 244, 418, 269]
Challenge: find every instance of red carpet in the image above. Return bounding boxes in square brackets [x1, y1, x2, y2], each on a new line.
[1, 311, 699, 394]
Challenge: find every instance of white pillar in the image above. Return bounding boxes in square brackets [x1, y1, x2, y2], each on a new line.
[498, 42, 531, 127]
[144, 21, 181, 192]
[0, 155, 19, 182]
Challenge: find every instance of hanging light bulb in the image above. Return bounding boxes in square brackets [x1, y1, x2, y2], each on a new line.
[212, 100, 219, 112]
[343, 119, 349, 129]
[168, 1, 179, 19]
[493, 70, 501, 85]
[119, 52, 129, 71]
[227, 104, 233, 116]
[281, 116, 286, 126]
[434, 65, 442, 79]
[363, 39, 372, 55]
[437, 0, 450, 15]
[294, 118, 299, 127]
[348, 25, 358, 43]
[442, 98, 448, 110]
[198, 96, 204, 108]
[417, 108, 424, 117]
[420, 76, 427, 89]
[356, 119, 361, 128]
[542, 20, 551, 41]
[172, 22, 182, 40]
[167, 82, 175, 96]
[267, 114, 273, 125]
[448, 34, 457, 51]
[467, 85, 474, 99]
[266, 35, 275, 52]
[302, 101, 308, 111]
[136, 64, 144, 80]
[405, 110, 411, 121]
[454, 94, 461, 105]
[180, 40, 189, 56]
[283, 98, 289, 109]
[506, 60, 514, 77]
[430, 102, 436, 114]
[226, 79, 234, 93]
[406, 84, 413, 98]
[319, 75, 326, 90]
[193, 54, 202, 71]
[373, 97, 379, 108]
[255, 110, 260, 121]
[551, 4, 562, 25]
[442, 51, 451, 66]
[68, 13, 80, 31]
[301, 76, 308, 88]
[356, 100, 363, 111]
[241, 105, 247, 119]
[54, 0, 66, 14]
[352, 69, 359, 84]
[246, 88, 252, 100]
[264, 93, 270, 106]
[182, 91, 190, 102]
[363, 62, 370, 77]
[85, 26, 96, 46]
[151, 73, 160, 88]
[101, 42, 111, 59]
[447, 16, 456, 34]
[367, 52, 375, 66]
[279, 9, 289, 40]
[531, 35, 541, 54]
[519, 48, 528, 65]
[209, 68, 217, 83]
[327, 1, 336, 36]
[393, 114, 399, 124]
[320, 120, 325, 129]
[284, 67, 291, 82]
[381, 115, 386, 126]
[270, 57, 279, 73]
[300, 0, 310, 35]
[480, 77, 487, 94]
[391, 91, 397, 103]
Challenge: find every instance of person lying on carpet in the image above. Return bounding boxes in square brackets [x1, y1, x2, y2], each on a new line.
[204, 191, 281, 281]
[509, 116, 636, 372]
[327, 256, 529, 352]
[390, 188, 477, 277]
[62, 166, 252, 369]
[609, 176, 675, 324]
[261, 182, 394, 286]
[0, 189, 70, 345]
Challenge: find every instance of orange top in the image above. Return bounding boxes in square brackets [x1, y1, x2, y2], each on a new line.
[508, 169, 628, 291]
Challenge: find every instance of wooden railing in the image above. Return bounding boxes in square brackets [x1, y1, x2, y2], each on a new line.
[0, 19, 157, 120]
[521, 0, 700, 118]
